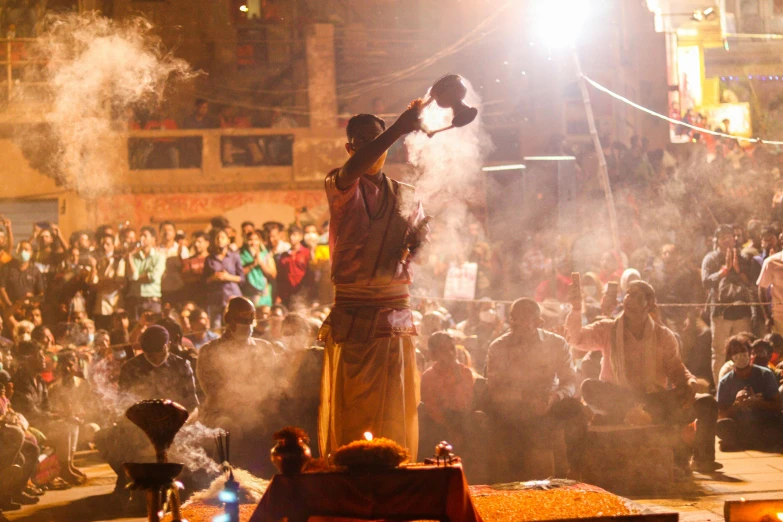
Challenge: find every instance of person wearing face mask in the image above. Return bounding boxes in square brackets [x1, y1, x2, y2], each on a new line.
[0, 241, 44, 313]
[197, 297, 277, 474]
[716, 336, 782, 451]
[486, 298, 584, 480]
[96, 325, 197, 496]
[567, 280, 721, 474]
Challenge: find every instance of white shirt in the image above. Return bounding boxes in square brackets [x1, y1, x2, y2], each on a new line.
[757, 251, 783, 321]
[158, 243, 190, 293]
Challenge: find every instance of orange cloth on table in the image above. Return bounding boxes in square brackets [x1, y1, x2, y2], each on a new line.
[248, 465, 483, 522]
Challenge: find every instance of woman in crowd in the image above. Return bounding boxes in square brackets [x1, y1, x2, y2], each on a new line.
[203, 228, 244, 328]
[239, 230, 276, 308]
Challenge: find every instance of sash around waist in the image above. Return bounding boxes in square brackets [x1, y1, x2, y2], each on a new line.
[333, 284, 411, 309]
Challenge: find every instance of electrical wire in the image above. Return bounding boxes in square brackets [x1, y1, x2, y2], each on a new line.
[336, 1, 513, 99]
[581, 74, 783, 146]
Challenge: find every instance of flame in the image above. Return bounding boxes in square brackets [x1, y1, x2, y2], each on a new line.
[776, 513, 783, 522]
[741, 498, 746, 502]
[363, 432, 373, 441]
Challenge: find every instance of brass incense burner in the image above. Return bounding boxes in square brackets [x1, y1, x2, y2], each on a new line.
[422, 74, 478, 137]
[124, 399, 190, 522]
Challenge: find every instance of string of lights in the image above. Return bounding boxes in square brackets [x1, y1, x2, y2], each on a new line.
[581, 74, 783, 146]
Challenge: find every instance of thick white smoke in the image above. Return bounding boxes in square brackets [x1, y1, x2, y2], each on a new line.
[22, 13, 193, 195]
[404, 80, 493, 289]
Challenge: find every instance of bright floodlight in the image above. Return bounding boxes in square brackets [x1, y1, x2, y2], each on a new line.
[537, 0, 589, 48]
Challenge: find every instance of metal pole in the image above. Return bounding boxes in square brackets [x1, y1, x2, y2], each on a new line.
[573, 48, 621, 254]
[7, 39, 12, 103]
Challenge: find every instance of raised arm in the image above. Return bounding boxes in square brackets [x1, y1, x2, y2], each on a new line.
[336, 104, 421, 190]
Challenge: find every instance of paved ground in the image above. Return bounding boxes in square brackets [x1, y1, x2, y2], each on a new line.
[6, 446, 783, 522]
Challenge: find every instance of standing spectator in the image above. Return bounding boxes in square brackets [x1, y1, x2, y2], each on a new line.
[240, 230, 276, 308]
[157, 221, 189, 306]
[275, 225, 312, 308]
[703, 225, 755, 388]
[263, 221, 290, 256]
[203, 229, 244, 328]
[182, 231, 210, 306]
[0, 241, 44, 310]
[241, 221, 255, 237]
[182, 99, 218, 129]
[31, 223, 64, 278]
[126, 226, 165, 320]
[89, 234, 126, 331]
[758, 245, 783, 336]
[717, 336, 782, 451]
[0, 215, 14, 266]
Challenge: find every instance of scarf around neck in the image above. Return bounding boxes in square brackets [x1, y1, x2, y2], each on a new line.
[610, 312, 658, 393]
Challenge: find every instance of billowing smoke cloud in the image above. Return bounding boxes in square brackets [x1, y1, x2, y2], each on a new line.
[404, 80, 493, 293]
[20, 13, 193, 195]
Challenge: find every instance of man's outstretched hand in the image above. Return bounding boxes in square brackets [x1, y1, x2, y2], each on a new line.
[392, 100, 423, 135]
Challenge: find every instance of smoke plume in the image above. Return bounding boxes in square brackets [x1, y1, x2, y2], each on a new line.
[19, 13, 193, 195]
[404, 80, 493, 293]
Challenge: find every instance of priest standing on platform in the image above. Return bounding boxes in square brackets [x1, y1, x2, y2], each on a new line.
[318, 104, 429, 459]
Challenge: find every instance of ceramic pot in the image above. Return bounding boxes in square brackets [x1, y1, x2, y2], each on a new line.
[270, 437, 312, 474]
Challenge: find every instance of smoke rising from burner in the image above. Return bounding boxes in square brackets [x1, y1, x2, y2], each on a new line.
[404, 80, 493, 293]
[20, 13, 193, 195]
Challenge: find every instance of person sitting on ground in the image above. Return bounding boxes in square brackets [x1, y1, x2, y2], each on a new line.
[197, 297, 277, 475]
[0, 370, 41, 511]
[49, 349, 98, 445]
[97, 325, 198, 495]
[184, 307, 218, 350]
[487, 298, 585, 480]
[566, 280, 722, 473]
[764, 332, 783, 369]
[717, 335, 783, 451]
[10, 341, 86, 485]
[420, 331, 475, 452]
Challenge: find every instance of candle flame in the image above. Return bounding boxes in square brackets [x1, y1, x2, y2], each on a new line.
[363, 432, 373, 441]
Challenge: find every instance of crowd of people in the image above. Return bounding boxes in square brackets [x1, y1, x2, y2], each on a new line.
[3, 126, 783, 512]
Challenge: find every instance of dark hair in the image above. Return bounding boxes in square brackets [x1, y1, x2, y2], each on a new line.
[55, 349, 77, 377]
[346, 114, 386, 143]
[191, 307, 208, 321]
[14, 340, 40, 359]
[764, 332, 783, 351]
[715, 224, 734, 239]
[262, 221, 284, 233]
[628, 280, 656, 303]
[762, 225, 780, 238]
[281, 313, 310, 337]
[159, 220, 175, 231]
[510, 298, 540, 320]
[751, 339, 771, 357]
[210, 216, 230, 229]
[31, 325, 51, 344]
[194, 98, 207, 107]
[241, 221, 255, 230]
[140, 226, 157, 238]
[288, 225, 303, 237]
[271, 303, 288, 315]
[726, 334, 751, 361]
[428, 331, 455, 358]
[192, 231, 207, 241]
[156, 317, 183, 343]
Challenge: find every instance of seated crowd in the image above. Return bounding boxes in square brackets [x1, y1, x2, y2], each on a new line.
[2, 209, 783, 513]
